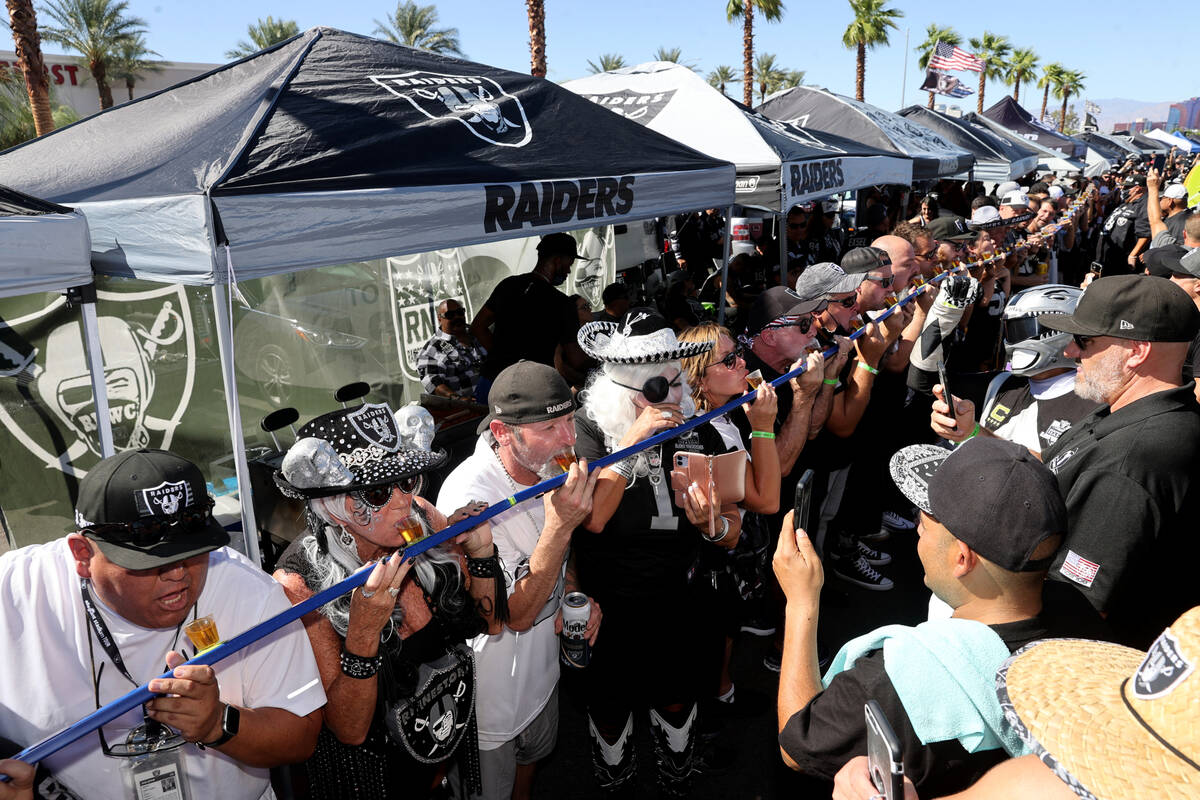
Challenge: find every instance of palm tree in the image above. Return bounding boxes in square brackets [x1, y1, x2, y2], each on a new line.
[915, 24, 960, 108]
[841, 0, 903, 102]
[754, 52, 783, 103]
[526, 0, 545, 77]
[653, 46, 696, 70]
[0, 67, 78, 149]
[780, 69, 805, 90]
[967, 31, 1010, 114]
[725, 0, 785, 107]
[40, 0, 147, 110]
[109, 32, 161, 103]
[226, 17, 299, 59]
[1053, 68, 1086, 133]
[708, 65, 738, 96]
[1006, 46, 1038, 104]
[373, 1, 463, 55]
[6, 0, 55, 135]
[586, 53, 626, 74]
[1038, 62, 1064, 121]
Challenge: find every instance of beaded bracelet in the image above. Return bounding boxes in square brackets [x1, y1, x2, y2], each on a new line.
[340, 648, 382, 679]
[466, 545, 502, 578]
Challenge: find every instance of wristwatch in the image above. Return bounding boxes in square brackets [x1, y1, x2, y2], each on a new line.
[199, 704, 240, 749]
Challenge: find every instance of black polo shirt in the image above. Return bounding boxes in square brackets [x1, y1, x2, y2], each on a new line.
[480, 273, 578, 380]
[779, 592, 1106, 797]
[1042, 384, 1200, 647]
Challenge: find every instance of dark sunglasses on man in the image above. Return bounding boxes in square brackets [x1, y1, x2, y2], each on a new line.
[440, 309, 467, 320]
[863, 273, 895, 289]
[80, 498, 216, 546]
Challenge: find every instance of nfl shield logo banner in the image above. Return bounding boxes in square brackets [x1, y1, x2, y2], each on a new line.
[370, 72, 533, 148]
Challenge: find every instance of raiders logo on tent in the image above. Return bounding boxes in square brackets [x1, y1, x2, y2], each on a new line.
[1133, 629, 1194, 700]
[138, 479, 194, 517]
[346, 402, 401, 452]
[581, 89, 677, 125]
[370, 72, 532, 147]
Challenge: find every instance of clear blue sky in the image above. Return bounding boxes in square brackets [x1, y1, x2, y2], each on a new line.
[34, 0, 1197, 109]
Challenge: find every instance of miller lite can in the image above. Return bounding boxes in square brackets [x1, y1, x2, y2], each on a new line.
[560, 592, 591, 669]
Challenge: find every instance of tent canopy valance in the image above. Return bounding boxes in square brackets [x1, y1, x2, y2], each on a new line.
[563, 62, 912, 209]
[0, 185, 92, 297]
[0, 28, 735, 285]
[896, 105, 1037, 182]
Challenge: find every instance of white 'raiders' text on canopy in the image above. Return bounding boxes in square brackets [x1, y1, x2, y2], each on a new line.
[562, 62, 911, 209]
[0, 28, 734, 284]
[756, 85, 975, 181]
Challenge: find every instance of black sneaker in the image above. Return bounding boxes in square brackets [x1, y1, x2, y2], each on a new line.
[856, 540, 892, 566]
[739, 615, 776, 636]
[763, 648, 782, 673]
[882, 510, 916, 531]
[831, 553, 894, 591]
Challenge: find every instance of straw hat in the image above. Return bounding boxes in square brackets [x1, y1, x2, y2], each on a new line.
[997, 607, 1200, 799]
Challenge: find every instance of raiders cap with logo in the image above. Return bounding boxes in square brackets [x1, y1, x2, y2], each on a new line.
[275, 402, 448, 500]
[926, 215, 975, 242]
[477, 360, 576, 434]
[745, 286, 826, 337]
[1038, 274, 1200, 343]
[839, 246, 892, 275]
[75, 449, 229, 570]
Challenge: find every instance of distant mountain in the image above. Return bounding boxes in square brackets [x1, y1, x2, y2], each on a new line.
[1090, 97, 1176, 132]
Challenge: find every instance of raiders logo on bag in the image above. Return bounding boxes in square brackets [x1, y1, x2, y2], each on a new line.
[385, 644, 477, 764]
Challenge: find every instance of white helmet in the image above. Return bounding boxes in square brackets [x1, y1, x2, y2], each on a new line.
[1002, 284, 1082, 377]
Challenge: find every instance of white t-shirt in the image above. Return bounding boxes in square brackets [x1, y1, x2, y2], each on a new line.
[436, 433, 564, 750]
[0, 541, 326, 800]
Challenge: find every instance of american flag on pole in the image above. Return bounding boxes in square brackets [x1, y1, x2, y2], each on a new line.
[928, 41, 985, 73]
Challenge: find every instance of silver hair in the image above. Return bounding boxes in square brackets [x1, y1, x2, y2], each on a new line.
[301, 494, 464, 639]
[580, 361, 692, 451]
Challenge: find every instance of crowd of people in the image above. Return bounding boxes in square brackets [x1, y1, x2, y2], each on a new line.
[1, 148, 1198, 800]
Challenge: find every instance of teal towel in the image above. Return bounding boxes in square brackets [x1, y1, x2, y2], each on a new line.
[822, 618, 1030, 756]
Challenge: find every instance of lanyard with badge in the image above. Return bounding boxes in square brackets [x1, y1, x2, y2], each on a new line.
[82, 580, 196, 800]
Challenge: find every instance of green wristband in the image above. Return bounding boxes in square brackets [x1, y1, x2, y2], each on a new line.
[750, 431, 776, 440]
[823, 378, 839, 386]
[857, 362, 879, 375]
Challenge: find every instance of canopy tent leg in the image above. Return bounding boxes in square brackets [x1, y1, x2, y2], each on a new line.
[778, 211, 788, 286]
[717, 205, 733, 325]
[72, 284, 115, 458]
[211, 282, 261, 566]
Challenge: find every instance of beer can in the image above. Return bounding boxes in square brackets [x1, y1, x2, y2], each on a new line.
[560, 592, 591, 669]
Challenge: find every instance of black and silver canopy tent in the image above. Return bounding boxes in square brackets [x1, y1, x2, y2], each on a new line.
[0, 28, 735, 559]
[980, 96, 1087, 160]
[896, 105, 1038, 183]
[756, 85, 975, 181]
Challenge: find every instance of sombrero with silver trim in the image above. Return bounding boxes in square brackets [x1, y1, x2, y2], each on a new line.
[578, 307, 713, 364]
[996, 607, 1200, 799]
[274, 402, 447, 499]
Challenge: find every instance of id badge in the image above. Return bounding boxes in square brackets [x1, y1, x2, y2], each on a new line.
[123, 750, 191, 800]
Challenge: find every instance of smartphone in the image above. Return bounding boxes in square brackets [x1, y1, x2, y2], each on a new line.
[865, 700, 905, 800]
[793, 469, 815, 535]
[937, 361, 957, 419]
[1152, 153, 1166, 173]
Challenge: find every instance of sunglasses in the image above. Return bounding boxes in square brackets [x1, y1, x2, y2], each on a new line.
[919, 245, 939, 260]
[766, 314, 818, 335]
[353, 476, 421, 510]
[708, 347, 744, 371]
[834, 295, 858, 309]
[1072, 334, 1094, 352]
[863, 273, 895, 289]
[613, 373, 682, 403]
[94, 663, 184, 758]
[439, 309, 466, 320]
[82, 498, 215, 545]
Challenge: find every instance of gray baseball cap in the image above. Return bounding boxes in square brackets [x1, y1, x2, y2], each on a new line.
[794, 262, 864, 300]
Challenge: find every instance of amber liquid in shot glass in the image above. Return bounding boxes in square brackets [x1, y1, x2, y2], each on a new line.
[397, 514, 428, 546]
[745, 370, 764, 390]
[551, 450, 576, 474]
[847, 317, 865, 333]
[882, 292, 900, 308]
[184, 615, 220, 652]
[910, 274, 926, 288]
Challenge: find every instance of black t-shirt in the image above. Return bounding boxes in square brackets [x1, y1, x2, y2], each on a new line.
[571, 412, 726, 603]
[1185, 330, 1200, 382]
[480, 273, 578, 379]
[778, 599, 1105, 796]
[1096, 197, 1151, 274]
[1042, 384, 1200, 647]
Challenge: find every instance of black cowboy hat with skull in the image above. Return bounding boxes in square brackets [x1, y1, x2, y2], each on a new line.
[275, 403, 448, 500]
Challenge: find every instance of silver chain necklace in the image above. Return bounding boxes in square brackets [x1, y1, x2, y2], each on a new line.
[493, 443, 544, 533]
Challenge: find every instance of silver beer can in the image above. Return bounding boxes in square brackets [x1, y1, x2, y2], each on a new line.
[560, 592, 591, 669]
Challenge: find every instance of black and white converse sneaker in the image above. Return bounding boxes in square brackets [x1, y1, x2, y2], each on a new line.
[831, 553, 894, 591]
[856, 540, 892, 567]
[881, 510, 916, 531]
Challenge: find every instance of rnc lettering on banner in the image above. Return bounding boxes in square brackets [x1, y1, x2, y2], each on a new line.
[483, 176, 636, 233]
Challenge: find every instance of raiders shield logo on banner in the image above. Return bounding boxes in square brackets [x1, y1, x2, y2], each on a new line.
[385, 645, 476, 764]
[346, 402, 401, 451]
[370, 72, 532, 147]
[1133, 629, 1194, 700]
[138, 479, 194, 517]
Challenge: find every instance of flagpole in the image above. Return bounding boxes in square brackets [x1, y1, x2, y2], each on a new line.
[900, 27, 909, 108]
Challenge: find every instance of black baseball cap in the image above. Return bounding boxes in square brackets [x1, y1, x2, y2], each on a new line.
[75, 449, 229, 570]
[1122, 175, 1147, 189]
[889, 438, 1066, 573]
[926, 215, 975, 242]
[746, 286, 825, 337]
[1038, 275, 1200, 343]
[536, 232, 583, 260]
[478, 360, 575, 434]
[1142, 245, 1197, 279]
[840, 246, 891, 275]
